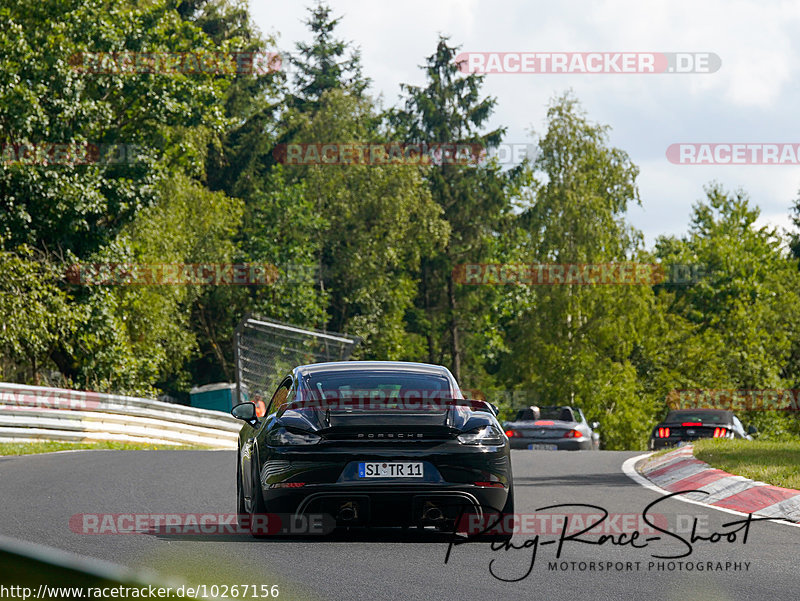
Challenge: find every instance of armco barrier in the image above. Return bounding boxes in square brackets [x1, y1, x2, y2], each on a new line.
[0, 383, 240, 449]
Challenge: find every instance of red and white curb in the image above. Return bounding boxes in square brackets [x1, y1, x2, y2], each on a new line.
[623, 446, 800, 524]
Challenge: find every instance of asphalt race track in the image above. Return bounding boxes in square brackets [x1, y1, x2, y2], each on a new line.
[1, 450, 798, 600]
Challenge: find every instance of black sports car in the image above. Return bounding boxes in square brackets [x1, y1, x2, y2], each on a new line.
[231, 361, 513, 539]
[503, 405, 600, 450]
[649, 408, 757, 450]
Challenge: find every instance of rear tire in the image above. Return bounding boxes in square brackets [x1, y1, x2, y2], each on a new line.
[236, 457, 247, 527]
[249, 457, 270, 538]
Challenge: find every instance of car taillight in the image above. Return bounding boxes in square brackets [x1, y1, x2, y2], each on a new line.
[563, 429, 582, 438]
[271, 482, 305, 488]
[505, 429, 520, 437]
[474, 481, 506, 488]
[712, 427, 728, 438]
[656, 427, 670, 438]
[458, 425, 504, 445]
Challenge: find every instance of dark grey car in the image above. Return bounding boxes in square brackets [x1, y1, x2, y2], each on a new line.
[503, 405, 600, 450]
[649, 409, 756, 450]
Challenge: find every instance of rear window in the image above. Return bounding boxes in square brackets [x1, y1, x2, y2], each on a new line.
[539, 406, 576, 421]
[302, 371, 452, 401]
[513, 406, 577, 421]
[664, 410, 731, 424]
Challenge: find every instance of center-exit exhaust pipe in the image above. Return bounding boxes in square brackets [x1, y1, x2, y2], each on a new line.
[422, 502, 444, 522]
[337, 501, 358, 522]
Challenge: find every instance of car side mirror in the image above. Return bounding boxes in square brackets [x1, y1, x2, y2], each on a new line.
[591, 421, 600, 429]
[231, 402, 259, 426]
[488, 403, 500, 416]
[747, 425, 758, 436]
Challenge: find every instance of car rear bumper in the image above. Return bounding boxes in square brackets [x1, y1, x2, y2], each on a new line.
[509, 438, 594, 450]
[263, 482, 510, 527]
[255, 443, 512, 527]
[650, 436, 708, 450]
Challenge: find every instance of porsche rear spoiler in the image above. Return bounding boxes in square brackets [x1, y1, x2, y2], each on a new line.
[280, 397, 497, 414]
[279, 397, 497, 432]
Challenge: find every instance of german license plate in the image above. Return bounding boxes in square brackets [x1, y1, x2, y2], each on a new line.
[358, 462, 423, 478]
[528, 443, 558, 450]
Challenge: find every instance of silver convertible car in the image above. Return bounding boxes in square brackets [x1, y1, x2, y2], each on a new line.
[503, 405, 600, 450]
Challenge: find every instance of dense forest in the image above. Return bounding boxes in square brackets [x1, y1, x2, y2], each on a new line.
[2, 0, 800, 449]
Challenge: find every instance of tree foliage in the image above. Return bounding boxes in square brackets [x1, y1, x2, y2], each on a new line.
[3, 1, 800, 446]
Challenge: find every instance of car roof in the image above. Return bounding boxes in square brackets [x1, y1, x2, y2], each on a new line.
[294, 361, 453, 377]
[515, 405, 581, 413]
[664, 408, 734, 421]
[509, 406, 582, 422]
[667, 408, 732, 414]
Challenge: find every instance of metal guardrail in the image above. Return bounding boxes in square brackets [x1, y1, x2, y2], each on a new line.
[0, 383, 239, 449]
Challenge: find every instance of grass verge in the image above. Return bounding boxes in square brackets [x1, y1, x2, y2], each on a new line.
[693, 438, 800, 490]
[0, 440, 209, 455]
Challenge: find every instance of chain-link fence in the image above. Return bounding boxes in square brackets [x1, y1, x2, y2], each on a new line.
[233, 315, 360, 410]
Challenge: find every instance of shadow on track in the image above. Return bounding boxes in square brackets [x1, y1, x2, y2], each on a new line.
[148, 527, 466, 544]
[511, 473, 633, 488]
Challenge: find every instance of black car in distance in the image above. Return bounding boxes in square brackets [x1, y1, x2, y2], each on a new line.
[230, 361, 514, 540]
[649, 408, 757, 450]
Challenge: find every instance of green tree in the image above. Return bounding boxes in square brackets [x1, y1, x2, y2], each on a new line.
[0, 0, 243, 392]
[649, 185, 800, 438]
[503, 93, 654, 449]
[0, 0, 232, 256]
[0, 243, 76, 385]
[289, 1, 370, 113]
[391, 36, 510, 384]
[282, 89, 448, 358]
